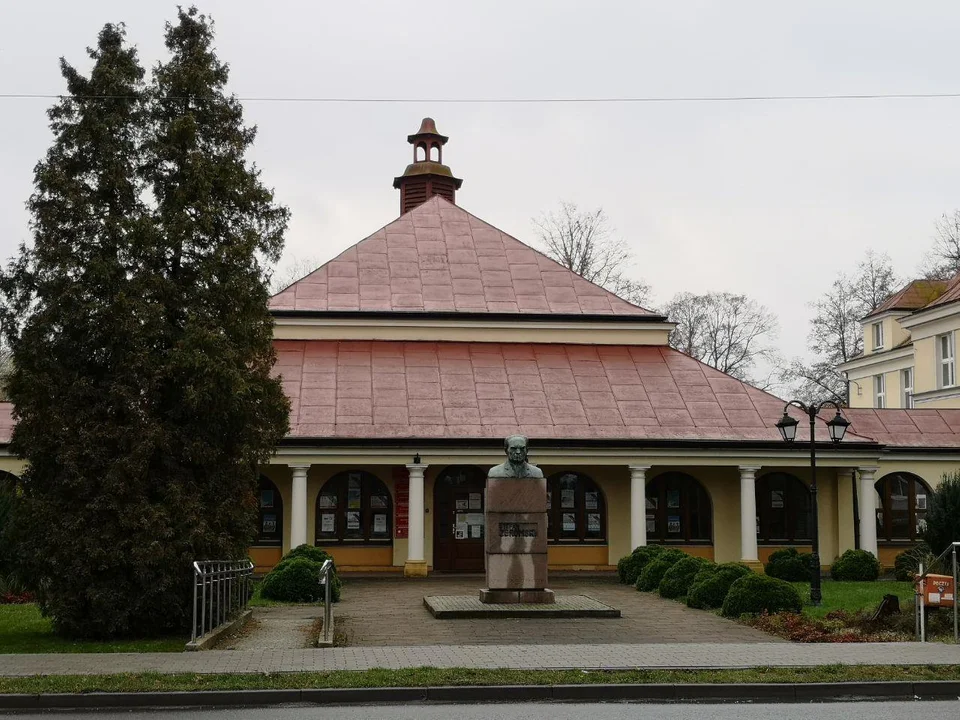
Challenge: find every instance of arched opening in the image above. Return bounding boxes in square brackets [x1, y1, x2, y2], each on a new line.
[645, 472, 712, 544]
[415, 143, 426, 162]
[315, 470, 392, 544]
[546, 471, 606, 542]
[875, 472, 931, 542]
[432, 465, 486, 573]
[756, 472, 810, 543]
[256, 476, 283, 547]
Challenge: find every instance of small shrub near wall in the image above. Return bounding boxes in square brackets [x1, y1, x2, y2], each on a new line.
[260, 545, 341, 603]
[636, 548, 687, 592]
[659, 556, 713, 600]
[721, 574, 803, 617]
[764, 547, 813, 582]
[830, 549, 880, 581]
[894, 543, 934, 581]
[686, 563, 753, 610]
[617, 545, 664, 586]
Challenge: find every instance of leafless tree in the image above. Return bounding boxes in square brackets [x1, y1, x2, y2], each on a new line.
[269, 254, 322, 294]
[787, 250, 900, 403]
[662, 291, 781, 386]
[919, 210, 960, 280]
[532, 202, 650, 306]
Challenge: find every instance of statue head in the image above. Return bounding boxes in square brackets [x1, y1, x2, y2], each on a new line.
[504, 434, 529, 467]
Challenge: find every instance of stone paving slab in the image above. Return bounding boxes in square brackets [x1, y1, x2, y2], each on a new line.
[1, 642, 959, 677]
[424, 595, 620, 619]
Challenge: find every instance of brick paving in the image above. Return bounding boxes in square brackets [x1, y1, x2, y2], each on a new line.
[218, 606, 319, 651]
[336, 575, 778, 645]
[424, 594, 618, 618]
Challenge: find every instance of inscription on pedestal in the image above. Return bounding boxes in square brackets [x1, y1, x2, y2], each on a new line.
[500, 522, 537, 537]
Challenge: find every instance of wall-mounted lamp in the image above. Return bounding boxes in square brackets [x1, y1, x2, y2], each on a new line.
[413, 453, 421, 464]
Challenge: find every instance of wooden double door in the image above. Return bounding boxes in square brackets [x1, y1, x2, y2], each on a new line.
[433, 465, 487, 573]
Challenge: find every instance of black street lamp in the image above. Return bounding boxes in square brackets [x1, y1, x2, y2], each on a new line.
[774, 400, 850, 606]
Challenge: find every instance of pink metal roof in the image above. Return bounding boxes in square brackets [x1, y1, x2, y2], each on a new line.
[269, 196, 655, 316]
[273, 340, 875, 443]
[844, 408, 960, 448]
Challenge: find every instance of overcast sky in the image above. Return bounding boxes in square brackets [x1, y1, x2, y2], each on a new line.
[2, 1, 960, 366]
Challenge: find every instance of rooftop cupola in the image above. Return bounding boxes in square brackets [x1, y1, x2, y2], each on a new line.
[393, 117, 463, 214]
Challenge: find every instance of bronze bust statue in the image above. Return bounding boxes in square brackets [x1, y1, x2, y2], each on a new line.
[488, 435, 544, 478]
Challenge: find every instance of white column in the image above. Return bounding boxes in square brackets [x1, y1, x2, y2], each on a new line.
[629, 466, 650, 550]
[858, 466, 879, 558]
[739, 466, 761, 565]
[289, 465, 309, 549]
[404, 462, 429, 577]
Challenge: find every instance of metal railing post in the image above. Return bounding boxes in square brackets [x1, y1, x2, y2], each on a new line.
[953, 546, 958, 644]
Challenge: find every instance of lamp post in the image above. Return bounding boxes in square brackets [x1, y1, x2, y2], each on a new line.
[774, 400, 850, 606]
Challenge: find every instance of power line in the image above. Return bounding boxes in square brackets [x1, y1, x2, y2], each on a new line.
[2, 92, 960, 104]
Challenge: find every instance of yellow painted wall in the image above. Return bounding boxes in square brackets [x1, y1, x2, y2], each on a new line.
[548, 545, 611, 569]
[249, 547, 282, 574]
[914, 335, 939, 394]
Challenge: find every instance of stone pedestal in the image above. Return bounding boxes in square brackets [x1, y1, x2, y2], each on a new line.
[480, 476, 553, 604]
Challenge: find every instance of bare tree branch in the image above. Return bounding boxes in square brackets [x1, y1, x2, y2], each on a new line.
[920, 209, 960, 280]
[532, 201, 650, 306]
[269, 253, 322, 294]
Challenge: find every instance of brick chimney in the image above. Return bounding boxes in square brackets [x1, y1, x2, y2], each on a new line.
[393, 118, 463, 214]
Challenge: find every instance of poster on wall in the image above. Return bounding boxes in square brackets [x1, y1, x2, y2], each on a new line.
[456, 499, 469, 510]
[393, 471, 409, 539]
[262, 514, 276, 534]
[346, 511, 360, 530]
[646, 514, 655, 533]
[771, 490, 784, 509]
[562, 513, 576, 532]
[370, 495, 387, 509]
[455, 522, 468, 540]
[373, 514, 387, 534]
[585, 491, 599, 510]
[318, 494, 337, 509]
[587, 513, 601, 533]
[667, 490, 680, 508]
[561, 489, 575, 509]
[347, 484, 362, 509]
[646, 497, 658, 510]
[260, 489, 274, 509]
[667, 516, 681, 533]
[469, 492, 482, 510]
[470, 525, 482, 538]
[320, 513, 335, 533]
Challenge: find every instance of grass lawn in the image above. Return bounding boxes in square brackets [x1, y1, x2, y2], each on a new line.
[0, 665, 958, 694]
[0, 604, 185, 653]
[792, 579, 915, 619]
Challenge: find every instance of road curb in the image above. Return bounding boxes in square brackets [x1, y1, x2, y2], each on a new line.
[0, 681, 958, 709]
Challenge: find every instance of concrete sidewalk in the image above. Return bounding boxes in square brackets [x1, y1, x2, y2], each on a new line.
[1, 642, 959, 676]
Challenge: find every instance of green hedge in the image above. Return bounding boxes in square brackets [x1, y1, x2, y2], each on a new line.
[636, 549, 687, 592]
[721, 573, 803, 617]
[616, 545, 664, 586]
[894, 543, 933, 581]
[659, 556, 713, 599]
[764, 547, 813, 582]
[260, 545, 341, 603]
[830, 549, 880, 581]
[686, 562, 752, 610]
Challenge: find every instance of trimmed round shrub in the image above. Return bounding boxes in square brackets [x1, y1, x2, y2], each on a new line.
[617, 545, 665, 586]
[830, 549, 880, 581]
[721, 574, 803, 617]
[687, 562, 753, 610]
[894, 542, 933, 581]
[764, 547, 813, 582]
[261, 545, 341, 602]
[636, 548, 687, 592]
[658, 556, 713, 599]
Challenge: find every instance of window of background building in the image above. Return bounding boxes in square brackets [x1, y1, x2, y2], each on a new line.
[874, 374, 885, 408]
[256, 476, 283, 546]
[546, 472, 606, 543]
[939, 333, 955, 388]
[756, 473, 811, 543]
[315, 470, 392, 544]
[872, 322, 884, 350]
[875, 472, 930, 542]
[645, 473, 712, 544]
[901, 367, 914, 408]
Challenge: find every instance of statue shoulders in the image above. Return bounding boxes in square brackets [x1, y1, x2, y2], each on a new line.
[526, 464, 544, 478]
[487, 462, 513, 478]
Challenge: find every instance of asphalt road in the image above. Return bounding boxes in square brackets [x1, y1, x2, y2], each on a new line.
[3, 701, 958, 719]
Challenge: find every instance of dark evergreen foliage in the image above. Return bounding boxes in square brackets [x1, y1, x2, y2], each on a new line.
[721, 574, 803, 617]
[0, 10, 289, 638]
[830, 549, 880, 581]
[686, 562, 752, 610]
[636, 548, 686, 591]
[261, 545, 341, 603]
[922, 471, 960, 556]
[658, 555, 712, 600]
[764, 546, 814, 582]
[894, 542, 933, 581]
[616, 544, 664, 585]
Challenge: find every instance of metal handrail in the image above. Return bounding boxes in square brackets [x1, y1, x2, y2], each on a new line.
[191, 559, 254, 643]
[914, 541, 959, 643]
[319, 559, 333, 646]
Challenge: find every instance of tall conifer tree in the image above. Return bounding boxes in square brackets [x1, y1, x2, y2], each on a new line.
[2, 10, 289, 637]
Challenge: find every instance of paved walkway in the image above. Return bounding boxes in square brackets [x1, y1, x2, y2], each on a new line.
[1, 642, 959, 676]
[336, 575, 778, 645]
[218, 606, 319, 651]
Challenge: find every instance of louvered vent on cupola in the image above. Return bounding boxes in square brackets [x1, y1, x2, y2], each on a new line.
[392, 118, 463, 215]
